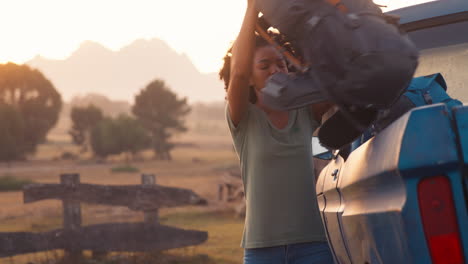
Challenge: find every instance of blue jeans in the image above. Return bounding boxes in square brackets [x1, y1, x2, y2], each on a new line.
[244, 242, 334, 264]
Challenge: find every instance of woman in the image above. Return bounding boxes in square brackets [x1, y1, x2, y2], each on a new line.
[219, 0, 334, 263]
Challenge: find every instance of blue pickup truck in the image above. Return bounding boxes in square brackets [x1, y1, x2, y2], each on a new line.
[315, 1, 468, 263]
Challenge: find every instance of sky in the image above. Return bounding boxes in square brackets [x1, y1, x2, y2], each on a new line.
[0, 0, 434, 74]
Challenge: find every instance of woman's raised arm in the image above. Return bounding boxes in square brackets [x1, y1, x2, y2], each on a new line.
[227, 0, 258, 126]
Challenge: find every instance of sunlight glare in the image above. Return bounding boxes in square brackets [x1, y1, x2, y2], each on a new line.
[0, 0, 438, 73]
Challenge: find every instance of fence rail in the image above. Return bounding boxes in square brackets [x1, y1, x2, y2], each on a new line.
[24, 180, 206, 210]
[0, 173, 208, 261]
[0, 223, 207, 257]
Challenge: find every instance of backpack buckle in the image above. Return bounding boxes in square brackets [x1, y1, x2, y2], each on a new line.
[306, 16, 322, 31]
[423, 91, 433, 104]
[346, 13, 361, 28]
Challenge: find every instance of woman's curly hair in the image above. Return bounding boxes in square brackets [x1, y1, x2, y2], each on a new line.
[218, 30, 300, 102]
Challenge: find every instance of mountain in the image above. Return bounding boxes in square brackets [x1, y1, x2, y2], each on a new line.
[27, 39, 225, 103]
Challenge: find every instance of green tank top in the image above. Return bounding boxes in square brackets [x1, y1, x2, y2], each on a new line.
[226, 103, 327, 249]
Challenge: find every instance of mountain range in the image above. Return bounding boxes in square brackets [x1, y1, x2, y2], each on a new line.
[27, 39, 225, 103]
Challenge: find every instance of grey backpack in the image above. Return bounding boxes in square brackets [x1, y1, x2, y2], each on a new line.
[256, 0, 419, 149]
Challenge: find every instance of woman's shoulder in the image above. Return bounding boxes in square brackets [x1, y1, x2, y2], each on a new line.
[225, 102, 263, 133]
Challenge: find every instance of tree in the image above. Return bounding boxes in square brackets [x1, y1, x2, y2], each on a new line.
[0, 103, 26, 162]
[0, 63, 62, 155]
[132, 79, 190, 160]
[69, 104, 104, 153]
[90, 115, 150, 160]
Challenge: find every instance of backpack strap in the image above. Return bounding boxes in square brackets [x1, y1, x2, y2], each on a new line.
[420, 79, 434, 104]
[422, 73, 448, 104]
[422, 90, 433, 104]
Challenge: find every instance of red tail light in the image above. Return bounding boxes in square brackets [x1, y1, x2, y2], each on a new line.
[418, 176, 464, 264]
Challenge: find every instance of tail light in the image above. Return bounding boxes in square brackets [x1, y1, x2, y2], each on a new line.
[418, 176, 464, 264]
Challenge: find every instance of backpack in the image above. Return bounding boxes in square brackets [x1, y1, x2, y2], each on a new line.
[256, 0, 419, 149]
[373, 73, 462, 132]
[405, 73, 461, 109]
[351, 73, 462, 151]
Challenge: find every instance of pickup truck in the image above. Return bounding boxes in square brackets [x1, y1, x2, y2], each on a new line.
[315, 1, 468, 263]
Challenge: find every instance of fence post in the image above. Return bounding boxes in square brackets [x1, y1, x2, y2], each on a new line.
[142, 174, 159, 224]
[218, 183, 224, 201]
[61, 173, 82, 263]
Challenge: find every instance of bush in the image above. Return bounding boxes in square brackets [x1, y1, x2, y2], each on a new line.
[0, 175, 34, 191]
[110, 165, 140, 173]
[61, 151, 78, 160]
[91, 115, 151, 159]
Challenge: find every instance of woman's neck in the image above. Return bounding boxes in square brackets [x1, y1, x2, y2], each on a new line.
[255, 90, 285, 114]
[255, 100, 290, 129]
[255, 101, 282, 114]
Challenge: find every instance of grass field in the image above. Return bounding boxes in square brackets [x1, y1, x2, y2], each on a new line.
[0, 128, 245, 264]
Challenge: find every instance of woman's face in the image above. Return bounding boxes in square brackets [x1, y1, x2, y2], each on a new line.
[251, 45, 288, 91]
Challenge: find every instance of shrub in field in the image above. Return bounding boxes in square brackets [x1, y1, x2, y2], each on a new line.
[110, 165, 140, 173]
[61, 151, 79, 160]
[114, 115, 151, 158]
[0, 175, 34, 191]
[90, 118, 122, 158]
[90, 115, 151, 160]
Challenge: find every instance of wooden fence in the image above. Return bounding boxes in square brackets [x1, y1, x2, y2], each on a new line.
[218, 172, 243, 203]
[0, 173, 208, 261]
[217, 170, 245, 218]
